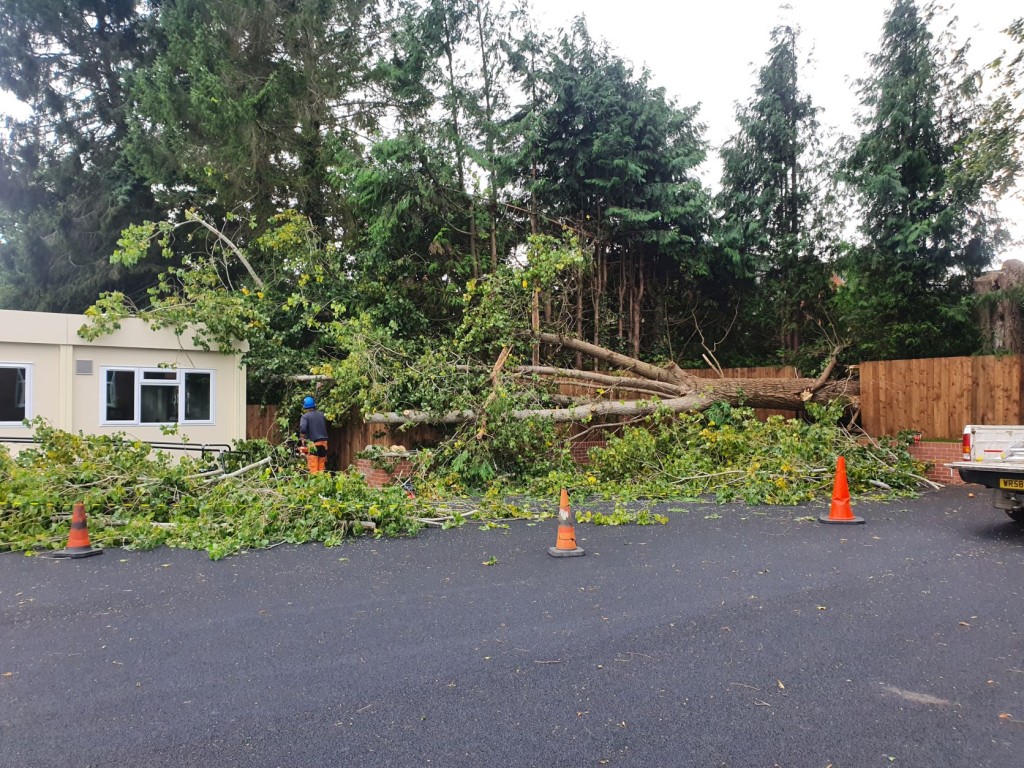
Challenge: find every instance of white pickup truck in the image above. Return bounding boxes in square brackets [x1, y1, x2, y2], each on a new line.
[949, 425, 1024, 523]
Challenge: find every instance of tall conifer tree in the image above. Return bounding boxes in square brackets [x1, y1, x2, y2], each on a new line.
[0, 0, 163, 311]
[841, 0, 1002, 359]
[717, 24, 831, 361]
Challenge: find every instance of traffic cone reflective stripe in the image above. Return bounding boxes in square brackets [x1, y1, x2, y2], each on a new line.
[53, 502, 103, 558]
[548, 488, 585, 557]
[818, 456, 865, 525]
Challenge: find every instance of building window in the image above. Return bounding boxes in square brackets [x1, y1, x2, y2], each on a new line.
[101, 368, 214, 425]
[184, 372, 212, 421]
[0, 364, 31, 425]
[106, 370, 135, 422]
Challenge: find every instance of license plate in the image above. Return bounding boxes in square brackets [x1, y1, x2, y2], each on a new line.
[999, 478, 1024, 490]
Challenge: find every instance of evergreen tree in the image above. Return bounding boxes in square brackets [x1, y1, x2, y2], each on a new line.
[840, 0, 1004, 360]
[0, 0, 164, 311]
[527, 19, 710, 358]
[717, 24, 833, 364]
[124, 0, 384, 244]
[979, 17, 1023, 203]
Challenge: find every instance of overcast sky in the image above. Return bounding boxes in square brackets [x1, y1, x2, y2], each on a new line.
[534, 0, 1024, 248]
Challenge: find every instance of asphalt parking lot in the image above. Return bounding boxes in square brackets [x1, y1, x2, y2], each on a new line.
[2, 486, 1024, 767]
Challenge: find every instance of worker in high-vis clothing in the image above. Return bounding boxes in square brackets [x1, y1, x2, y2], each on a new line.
[298, 396, 329, 473]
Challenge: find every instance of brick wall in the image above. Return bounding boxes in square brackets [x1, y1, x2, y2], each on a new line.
[355, 456, 417, 488]
[908, 441, 965, 485]
[569, 440, 607, 465]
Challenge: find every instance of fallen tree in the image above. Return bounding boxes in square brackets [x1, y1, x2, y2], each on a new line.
[365, 332, 858, 426]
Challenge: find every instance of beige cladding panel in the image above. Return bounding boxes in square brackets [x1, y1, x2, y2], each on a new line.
[0, 309, 247, 353]
[0, 310, 67, 345]
[71, 346, 244, 444]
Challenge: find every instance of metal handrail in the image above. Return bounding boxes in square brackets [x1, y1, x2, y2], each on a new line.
[0, 436, 232, 457]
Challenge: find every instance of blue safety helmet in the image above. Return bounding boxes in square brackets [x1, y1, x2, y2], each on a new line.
[302, 396, 316, 409]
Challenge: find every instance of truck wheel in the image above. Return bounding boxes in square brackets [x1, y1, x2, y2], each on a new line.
[1006, 509, 1024, 525]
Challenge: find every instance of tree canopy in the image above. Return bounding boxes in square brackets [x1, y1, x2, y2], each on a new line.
[839, 0, 1009, 359]
[1, 0, 1021, 403]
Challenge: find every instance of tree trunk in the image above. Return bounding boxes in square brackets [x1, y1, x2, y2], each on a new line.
[362, 333, 858, 427]
[365, 395, 710, 425]
[531, 289, 540, 366]
[534, 332, 857, 408]
[575, 266, 584, 369]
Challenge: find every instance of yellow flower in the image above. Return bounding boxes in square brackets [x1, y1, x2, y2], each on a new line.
[522, 279, 529, 289]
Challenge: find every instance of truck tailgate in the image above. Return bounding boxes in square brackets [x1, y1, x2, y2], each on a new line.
[948, 460, 1024, 489]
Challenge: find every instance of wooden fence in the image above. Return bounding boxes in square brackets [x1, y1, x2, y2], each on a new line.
[246, 404, 447, 472]
[859, 355, 1024, 440]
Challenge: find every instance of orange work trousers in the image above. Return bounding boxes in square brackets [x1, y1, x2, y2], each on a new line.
[306, 441, 328, 474]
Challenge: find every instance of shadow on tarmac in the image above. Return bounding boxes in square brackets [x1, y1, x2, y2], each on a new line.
[968, 518, 1024, 542]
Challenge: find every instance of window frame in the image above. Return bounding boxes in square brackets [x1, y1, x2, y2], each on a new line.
[0, 362, 32, 427]
[99, 366, 216, 426]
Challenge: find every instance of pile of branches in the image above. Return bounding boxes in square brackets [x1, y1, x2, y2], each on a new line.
[0, 425, 422, 559]
[1, 403, 934, 559]
[570, 403, 935, 505]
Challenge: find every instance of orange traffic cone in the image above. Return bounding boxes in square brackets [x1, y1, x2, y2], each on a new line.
[818, 456, 865, 525]
[53, 502, 103, 558]
[548, 488, 585, 557]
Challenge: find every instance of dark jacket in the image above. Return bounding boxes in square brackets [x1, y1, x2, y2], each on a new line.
[299, 409, 329, 442]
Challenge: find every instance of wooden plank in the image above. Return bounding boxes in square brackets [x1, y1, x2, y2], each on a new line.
[947, 358, 967, 438]
[996, 357, 1011, 421]
[973, 355, 993, 424]
[986, 356, 999, 422]
[934, 358, 947, 439]
[970, 356, 983, 425]
[1003, 356, 1022, 422]
[878, 359, 896, 435]
[954, 358, 966, 435]
[880, 359, 896, 435]
[916, 359, 928, 436]
[975, 355, 991, 423]
[936, 359, 946, 438]
[859, 361, 878, 435]
[938, 358, 955, 437]
[1015, 356, 1024, 428]
[1006, 356, 1020, 421]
